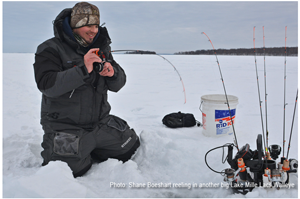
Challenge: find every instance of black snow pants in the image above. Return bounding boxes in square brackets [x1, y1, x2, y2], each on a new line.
[40, 115, 140, 178]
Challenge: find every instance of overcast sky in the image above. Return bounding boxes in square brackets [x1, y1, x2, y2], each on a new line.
[3, 1, 298, 54]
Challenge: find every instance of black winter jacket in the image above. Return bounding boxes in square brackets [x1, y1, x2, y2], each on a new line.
[33, 8, 126, 130]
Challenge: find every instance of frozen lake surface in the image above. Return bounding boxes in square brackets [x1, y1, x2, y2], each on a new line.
[3, 53, 298, 197]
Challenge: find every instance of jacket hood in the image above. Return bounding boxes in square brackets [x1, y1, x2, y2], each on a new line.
[53, 8, 72, 40]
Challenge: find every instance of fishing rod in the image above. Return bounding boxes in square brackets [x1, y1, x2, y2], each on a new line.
[253, 27, 267, 157]
[263, 26, 269, 151]
[286, 89, 298, 160]
[109, 50, 187, 104]
[203, 29, 298, 194]
[201, 32, 239, 151]
[282, 26, 288, 161]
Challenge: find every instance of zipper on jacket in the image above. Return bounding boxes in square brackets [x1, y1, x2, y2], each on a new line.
[98, 94, 104, 121]
[69, 89, 75, 98]
[91, 87, 97, 122]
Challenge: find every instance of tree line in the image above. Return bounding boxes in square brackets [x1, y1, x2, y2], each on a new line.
[175, 47, 298, 56]
[125, 50, 156, 54]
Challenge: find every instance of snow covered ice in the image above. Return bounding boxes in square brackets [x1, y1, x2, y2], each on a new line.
[3, 53, 298, 197]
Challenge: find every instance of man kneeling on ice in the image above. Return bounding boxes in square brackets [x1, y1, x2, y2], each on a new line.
[33, 1, 140, 178]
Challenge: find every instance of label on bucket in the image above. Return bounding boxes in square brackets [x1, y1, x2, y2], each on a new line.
[202, 113, 206, 130]
[215, 109, 236, 135]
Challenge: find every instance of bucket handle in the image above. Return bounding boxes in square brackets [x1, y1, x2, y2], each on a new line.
[199, 100, 203, 112]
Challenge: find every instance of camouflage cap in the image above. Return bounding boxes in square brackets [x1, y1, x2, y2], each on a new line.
[70, 2, 100, 29]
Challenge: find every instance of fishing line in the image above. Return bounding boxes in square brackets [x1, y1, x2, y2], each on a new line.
[110, 50, 186, 104]
[201, 32, 239, 151]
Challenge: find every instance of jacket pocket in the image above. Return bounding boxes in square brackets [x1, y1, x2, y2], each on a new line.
[53, 132, 80, 156]
[107, 116, 129, 132]
[102, 116, 138, 150]
[46, 95, 81, 123]
[105, 116, 133, 141]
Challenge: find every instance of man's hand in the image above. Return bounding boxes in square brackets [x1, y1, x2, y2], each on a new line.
[84, 48, 102, 73]
[100, 62, 114, 77]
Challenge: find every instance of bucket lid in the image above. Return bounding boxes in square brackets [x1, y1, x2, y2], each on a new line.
[201, 94, 238, 103]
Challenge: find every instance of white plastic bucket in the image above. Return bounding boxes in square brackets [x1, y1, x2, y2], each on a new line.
[200, 94, 238, 137]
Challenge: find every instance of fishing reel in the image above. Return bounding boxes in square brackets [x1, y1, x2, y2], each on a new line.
[223, 163, 256, 195]
[205, 134, 298, 195]
[205, 136, 263, 195]
[92, 50, 111, 73]
[275, 158, 298, 185]
[268, 145, 281, 160]
[288, 159, 298, 173]
[93, 61, 104, 73]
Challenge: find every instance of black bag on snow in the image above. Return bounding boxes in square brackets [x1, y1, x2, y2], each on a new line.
[162, 111, 200, 128]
